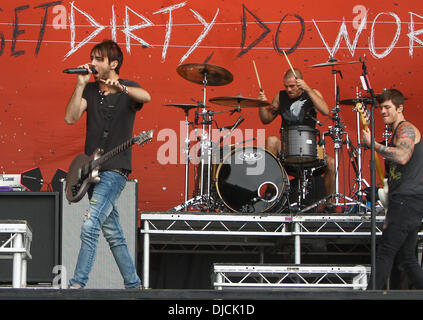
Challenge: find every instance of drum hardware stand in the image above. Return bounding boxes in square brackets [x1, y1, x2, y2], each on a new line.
[290, 167, 316, 212]
[171, 106, 244, 212]
[170, 67, 216, 211]
[300, 62, 368, 213]
[182, 105, 193, 205]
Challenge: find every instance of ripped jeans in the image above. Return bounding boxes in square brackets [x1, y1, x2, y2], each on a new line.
[69, 171, 141, 288]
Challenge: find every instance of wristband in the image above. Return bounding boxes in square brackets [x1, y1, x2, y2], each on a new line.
[122, 85, 129, 94]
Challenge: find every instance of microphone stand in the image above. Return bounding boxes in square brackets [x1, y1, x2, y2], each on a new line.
[360, 56, 378, 290]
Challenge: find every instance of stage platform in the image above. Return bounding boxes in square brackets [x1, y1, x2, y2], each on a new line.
[140, 211, 387, 288]
[2, 210, 423, 310]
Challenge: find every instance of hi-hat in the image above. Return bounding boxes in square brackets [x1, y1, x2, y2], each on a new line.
[209, 95, 270, 108]
[339, 98, 373, 105]
[164, 103, 205, 112]
[176, 63, 233, 86]
[311, 59, 360, 68]
[340, 95, 408, 106]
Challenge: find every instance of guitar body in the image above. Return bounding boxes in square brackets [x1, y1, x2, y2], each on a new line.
[65, 149, 102, 203]
[378, 178, 389, 212]
[64, 130, 154, 204]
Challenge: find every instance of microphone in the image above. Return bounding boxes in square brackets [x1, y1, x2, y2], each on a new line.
[305, 111, 323, 126]
[63, 66, 98, 74]
[219, 116, 245, 132]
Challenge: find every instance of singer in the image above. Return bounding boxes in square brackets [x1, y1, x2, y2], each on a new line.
[64, 39, 151, 289]
[257, 68, 335, 209]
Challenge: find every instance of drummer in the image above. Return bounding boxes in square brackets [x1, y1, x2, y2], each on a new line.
[257, 67, 335, 200]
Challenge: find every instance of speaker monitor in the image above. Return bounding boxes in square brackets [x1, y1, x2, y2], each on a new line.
[20, 167, 43, 191]
[51, 169, 67, 193]
[0, 192, 60, 284]
[61, 179, 138, 289]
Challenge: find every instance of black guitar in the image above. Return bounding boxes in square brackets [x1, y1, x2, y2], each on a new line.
[65, 130, 154, 203]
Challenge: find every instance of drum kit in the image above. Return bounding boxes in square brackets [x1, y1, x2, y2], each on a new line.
[167, 57, 380, 214]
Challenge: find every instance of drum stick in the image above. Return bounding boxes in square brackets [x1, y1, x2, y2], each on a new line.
[252, 60, 263, 92]
[282, 50, 297, 79]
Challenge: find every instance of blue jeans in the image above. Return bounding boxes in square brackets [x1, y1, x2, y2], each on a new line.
[369, 196, 423, 289]
[69, 171, 141, 288]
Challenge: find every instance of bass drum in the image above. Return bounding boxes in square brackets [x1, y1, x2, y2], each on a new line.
[215, 147, 289, 213]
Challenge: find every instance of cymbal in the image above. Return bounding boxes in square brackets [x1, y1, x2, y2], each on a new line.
[339, 98, 373, 105]
[310, 60, 360, 68]
[209, 95, 270, 108]
[340, 96, 408, 106]
[164, 103, 204, 112]
[176, 63, 233, 86]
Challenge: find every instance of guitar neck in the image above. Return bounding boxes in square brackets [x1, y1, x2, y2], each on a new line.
[92, 138, 135, 168]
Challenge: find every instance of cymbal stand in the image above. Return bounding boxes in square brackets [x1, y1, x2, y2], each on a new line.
[300, 64, 368, 213]
[182, 106, 192, 205]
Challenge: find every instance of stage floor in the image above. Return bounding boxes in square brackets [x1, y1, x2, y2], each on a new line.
[1, 287, 423, 300]
[2, 289, 419, 318]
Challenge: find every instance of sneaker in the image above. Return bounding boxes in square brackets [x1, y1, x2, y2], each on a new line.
[69, 283, 83, 289]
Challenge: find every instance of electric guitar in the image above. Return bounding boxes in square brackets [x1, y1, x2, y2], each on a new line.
[65, 130, 154, 203]
[356, 102, 389, 208]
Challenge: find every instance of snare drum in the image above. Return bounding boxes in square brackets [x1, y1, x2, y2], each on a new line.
[281, 125, 318, 163]
[215, 147, 289, 213]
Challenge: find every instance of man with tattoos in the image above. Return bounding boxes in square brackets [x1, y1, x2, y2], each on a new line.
[362, 89, 423, 289]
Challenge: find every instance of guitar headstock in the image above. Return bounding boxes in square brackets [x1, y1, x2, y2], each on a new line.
[134, 130, 154, 146]
[356, 102, 370, 128]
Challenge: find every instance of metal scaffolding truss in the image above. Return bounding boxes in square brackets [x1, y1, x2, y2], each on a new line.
[291, 215, 385, 236]
[142, 213, 291, 236]
[0, 220, 32, 288]
[141, 212, 386, 237]
[212, 264, 370, 290]
[140, 211, 384, 288]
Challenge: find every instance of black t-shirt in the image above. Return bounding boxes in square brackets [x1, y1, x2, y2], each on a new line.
[82, 79, 143, 172]
[278, 90, 317, 128]
[386, 121, 423, 200]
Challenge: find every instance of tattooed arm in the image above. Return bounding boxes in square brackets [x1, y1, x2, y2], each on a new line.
[363, 122, 416, 165]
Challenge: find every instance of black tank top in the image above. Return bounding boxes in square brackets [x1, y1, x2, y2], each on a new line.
[278, 90, 317, 128]
[386, 121, 423, 199]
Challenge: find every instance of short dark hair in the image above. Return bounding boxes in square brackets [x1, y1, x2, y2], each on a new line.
[377, 89, 404, 109]
[284, 68, 303, 80]
[91, 40, 123, 74]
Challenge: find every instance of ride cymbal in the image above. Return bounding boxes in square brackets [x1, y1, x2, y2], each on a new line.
[310, 60, 360, 68]
[209, 95, 270, 108]
[176, 63, 233, 86]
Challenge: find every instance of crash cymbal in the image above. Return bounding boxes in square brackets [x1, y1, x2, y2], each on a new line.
[311, 59, 360, 68]
[176, 63, 233, 86]
[209, 95, 270, 108]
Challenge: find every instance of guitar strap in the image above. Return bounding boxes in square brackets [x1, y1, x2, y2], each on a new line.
[99, 93, 121, 150]
[88, 92, 121, 200]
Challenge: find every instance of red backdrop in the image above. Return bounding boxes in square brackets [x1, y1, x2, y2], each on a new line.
[1, 0, 422, 217]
